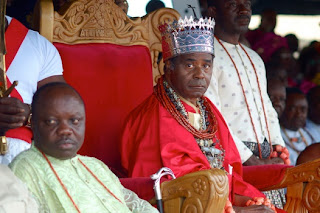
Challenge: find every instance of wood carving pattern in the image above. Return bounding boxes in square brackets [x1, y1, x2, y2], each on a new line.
[317, 167, 320, 178]
[192, 178, 208, 195]
[293, 172, 306, 180]
[161, 169, 228, 213]
[53, 0, 149, 44]
[182, 198, 203, 213]
[303, 180, 320, 211]
[210, 169, 228, 196]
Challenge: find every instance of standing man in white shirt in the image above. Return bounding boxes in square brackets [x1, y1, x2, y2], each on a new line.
[205, 0, 285, 166]
[205, 0, 287, 208]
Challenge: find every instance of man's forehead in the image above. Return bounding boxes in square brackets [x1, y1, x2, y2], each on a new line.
[179, 53, 213, 60]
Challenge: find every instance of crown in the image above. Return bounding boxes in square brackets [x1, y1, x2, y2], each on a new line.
[159, 16, 215, 61]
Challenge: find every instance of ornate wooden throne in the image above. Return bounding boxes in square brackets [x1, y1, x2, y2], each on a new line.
[34, 0, 320, 212]
[34, 0, 229, 212]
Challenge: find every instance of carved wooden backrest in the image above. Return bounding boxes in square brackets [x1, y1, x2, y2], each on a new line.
[260, 158, 320, 213]
[37, 0, 180, 84]
[161, 169, 228, 213]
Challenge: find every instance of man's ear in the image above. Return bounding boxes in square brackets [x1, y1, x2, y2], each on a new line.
[164, 60, 173, 73]
[207, 6, 217, 19]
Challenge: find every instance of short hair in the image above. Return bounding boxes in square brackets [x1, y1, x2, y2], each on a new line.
[207, 0, 217, 8]
[307, 86, 320, 105]
[296, 143, 320, 165]
[286, 87, 304, 96]
[31, 82, 84, 121]
[146, 0, 165, 14]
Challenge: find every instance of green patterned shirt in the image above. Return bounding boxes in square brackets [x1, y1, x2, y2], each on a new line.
[10, 145, 158, 213]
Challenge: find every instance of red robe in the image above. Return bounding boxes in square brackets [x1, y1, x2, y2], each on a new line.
[120, 93, 264, 202]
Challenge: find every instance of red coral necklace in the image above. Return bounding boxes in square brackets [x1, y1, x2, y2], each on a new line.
[155, 76, 218, 139]
[40, 149, 123, 213]
[215, 35, 272, 159]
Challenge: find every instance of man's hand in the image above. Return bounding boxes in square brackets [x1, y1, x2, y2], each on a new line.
[233, 205, 275, 213]
[0, 97, 30, 134]
[243, 155, 284, 166]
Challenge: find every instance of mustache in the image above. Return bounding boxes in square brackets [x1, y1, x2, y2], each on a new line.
[57, 137, 75, 144]
[189, 81, 207, 87]
[236, 15, 250, 21]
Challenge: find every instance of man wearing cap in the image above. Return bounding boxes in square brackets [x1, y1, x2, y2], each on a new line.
[120, 17, 276, 212]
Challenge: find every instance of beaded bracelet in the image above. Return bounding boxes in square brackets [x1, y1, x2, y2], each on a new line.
[245, 197, 276, 212]
[271, 145, 291, 165]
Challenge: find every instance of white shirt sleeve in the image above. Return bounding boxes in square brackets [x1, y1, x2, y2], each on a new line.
[206, 66, 254, 164]
[33, 31, 63, 82]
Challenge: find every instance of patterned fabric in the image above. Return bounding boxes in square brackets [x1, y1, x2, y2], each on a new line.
[9, 145, 158, 213]
[0, 164, 38, 213]
[244, 140, 286, 209]
[243, 139, 271, 158]
[205, 37, 285, 163]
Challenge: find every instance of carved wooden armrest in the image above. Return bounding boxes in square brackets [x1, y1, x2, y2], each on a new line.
[160, 169, 228, 213]
[261, 159, 320, 213]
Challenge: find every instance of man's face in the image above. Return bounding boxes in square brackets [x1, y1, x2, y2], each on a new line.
[165, 53, 213, 103]
[213, 0, 252, 35]
[260, 10, 277, 32]
[33, 90, 86, 160]
[281, 93, 308, 131]
[268, 83, 286, 117]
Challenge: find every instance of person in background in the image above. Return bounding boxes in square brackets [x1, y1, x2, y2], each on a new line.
[285, 34, 299, 57]
[115, 0, 129, 14]
[266, 64, 288, 87]
[305, 86, 320, 142]
[267, 78, 286, 118]
[280, 88, 316, 165]
[10, 83, 158, 213]
[146, 0, 165, 14]
[298, 43, 320, 93]
[205, 0, 287, 208]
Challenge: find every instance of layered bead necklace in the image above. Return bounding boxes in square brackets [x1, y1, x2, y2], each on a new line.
[155, 77, 225, 169]
[281, 127, 308, 154]
[39, 149, 123, 213]
[215, 35, 272, 159]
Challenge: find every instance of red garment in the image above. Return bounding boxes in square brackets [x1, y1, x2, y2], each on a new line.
[4, 18, 32, 143]
[120, 93, 264, 202]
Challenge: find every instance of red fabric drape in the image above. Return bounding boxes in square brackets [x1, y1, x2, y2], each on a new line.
[120, 94, 265, 202]
[4, 18, 32, 143]
[55, 42, 153, 174]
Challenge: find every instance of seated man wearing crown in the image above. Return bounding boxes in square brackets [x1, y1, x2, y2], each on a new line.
[120, 17, 281, 212]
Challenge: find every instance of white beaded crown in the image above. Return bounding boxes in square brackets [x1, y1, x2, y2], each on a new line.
[159, 16, 215, 61]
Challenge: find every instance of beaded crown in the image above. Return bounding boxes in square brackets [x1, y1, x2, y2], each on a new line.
[159, 16, 215, 61]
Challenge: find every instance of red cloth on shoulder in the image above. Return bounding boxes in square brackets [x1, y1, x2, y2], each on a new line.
[4, 18, 32, 143]
[120, 94, 264, 203]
